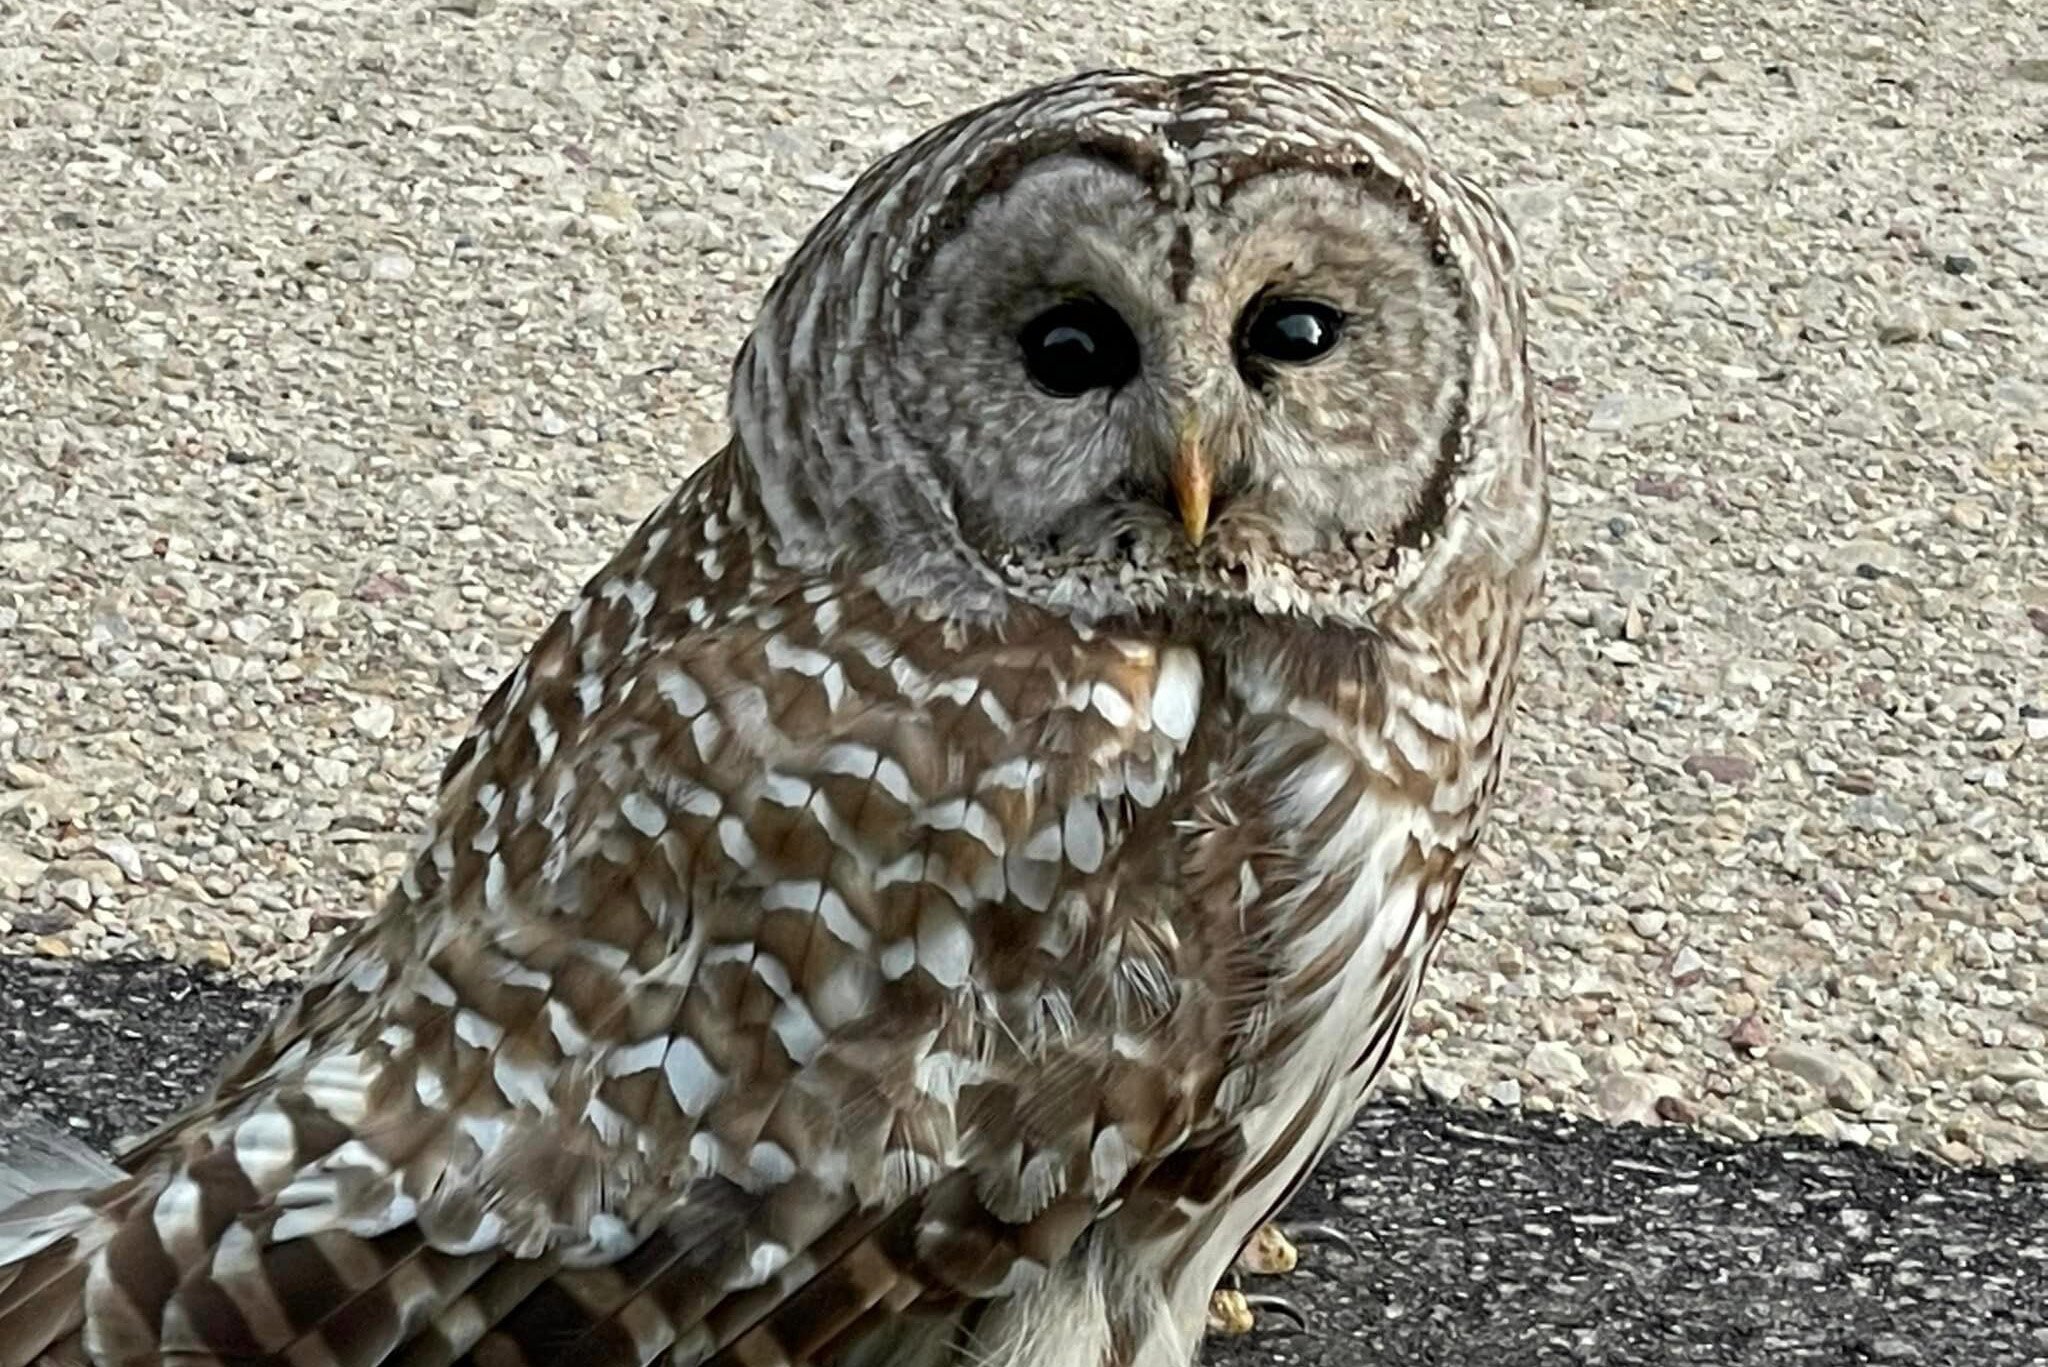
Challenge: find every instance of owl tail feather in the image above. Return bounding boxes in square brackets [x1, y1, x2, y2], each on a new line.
[0, 1112, 128, 1367]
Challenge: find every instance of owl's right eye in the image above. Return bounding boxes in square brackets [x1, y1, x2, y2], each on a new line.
[1019, 299, 1140, 398]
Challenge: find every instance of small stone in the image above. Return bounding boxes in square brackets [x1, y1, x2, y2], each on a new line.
[1588, 391, 1694, 433]
[1768, 1043, 1880, 1113]
[1844, 794, 1910, 835]
[354, 572, 412, 603]
[3, 762, 51, 790]
[1705, 1112, 1759, 1142]
[1654, 1094, 1701, 1125]
[1629, 909, 1668, 939]
[13, 909, 74, 936]
[1828, 538, 1911, 578]
[92, 839, 145, 883]
[1605, 1042, 1645, 1074]
[1419, 1066, 1468, 1104]
[1987, 1050, 2046, 1084]
[1669, 945, 1706, 984]
[1485, 1078, 1523, 1108]
[1797, 1109, 1844, 1142]
[32, 935, 73, 958]
[0, 842, 47, 890]
[1525, 1041, 1589, 1087]
[1879, 308, 1932, 344]
[351, 702, 396, 740]
[1941, 498, 1990, 528]
[297, 588, 342, 625]
[2011, 1079, 2048, 1113]
[1727, 1012, 1772, 1050]
[1682, 752, 1757, 786]
[1977, 1124, 2037, 1167]
[1937, 1141, 1979, 1167]
[1597, 1070, 1682, 1125]
[370, 251, 416, 282]
[51, 878, 93, 912]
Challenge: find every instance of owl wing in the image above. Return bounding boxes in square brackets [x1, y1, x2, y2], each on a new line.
[0, 543, 1230, 1365]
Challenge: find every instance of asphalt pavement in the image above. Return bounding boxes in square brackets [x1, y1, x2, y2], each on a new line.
[3, 955, 2043, 1367]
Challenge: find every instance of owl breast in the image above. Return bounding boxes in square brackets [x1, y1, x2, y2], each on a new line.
[1150, 613, 1504, 1309]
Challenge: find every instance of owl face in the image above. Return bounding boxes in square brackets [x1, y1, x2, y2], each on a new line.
[730, 70, 1509, 622]
[898, 155, 1466, 576]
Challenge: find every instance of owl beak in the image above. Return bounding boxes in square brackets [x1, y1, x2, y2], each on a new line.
[1170, 417, 1214, 546]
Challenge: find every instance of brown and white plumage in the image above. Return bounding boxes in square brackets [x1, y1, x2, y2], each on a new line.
[0, 67, 1542, 1367]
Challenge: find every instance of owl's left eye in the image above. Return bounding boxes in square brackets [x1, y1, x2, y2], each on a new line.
[1019, 298, 1141, 398]
[1239, 298, 1346, 366]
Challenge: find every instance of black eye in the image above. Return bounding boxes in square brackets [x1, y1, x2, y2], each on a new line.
[1240, 297, 1345, 366]
[1019, 298, 1140, 398]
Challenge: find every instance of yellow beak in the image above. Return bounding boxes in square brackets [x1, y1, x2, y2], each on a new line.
[1170, 415, 1214, 546]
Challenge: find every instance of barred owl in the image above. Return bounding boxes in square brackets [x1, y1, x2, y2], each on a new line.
[0, 67, 1543, 1367]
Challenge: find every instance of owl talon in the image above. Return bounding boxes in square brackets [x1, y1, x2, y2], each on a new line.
[1273, 1220, 1356, 1259]
[1240, 1293, 1312, 1334]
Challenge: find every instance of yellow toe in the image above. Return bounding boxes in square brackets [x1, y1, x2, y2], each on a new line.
[1206, 1287, 1257, 1336]
[1234, 1222, 1300, 1276]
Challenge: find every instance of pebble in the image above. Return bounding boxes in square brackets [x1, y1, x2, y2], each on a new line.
[91, 839, 145, 883]
[1420, 1066, 1468, 1104]
[351, 702, 397, 741]
[1768, 1044, 1881, 1114]
[1682, 753, 1757, 786]
[0, 843, 47, 891]
[1526, 1041, 1590, 1088]
[1985, 1051, 2044, 1085]
[1587, 391, 1694, 432]
[1598, 1070, 1684, 1126]
[1727, 1013, 1772, 1050]
[1706, 1113, 1760, 1143]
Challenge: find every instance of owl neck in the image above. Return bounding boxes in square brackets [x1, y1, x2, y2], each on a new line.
[725, 335, 1028, 625]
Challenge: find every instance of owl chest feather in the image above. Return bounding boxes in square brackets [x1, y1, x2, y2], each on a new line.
[1158, 617, 1508, 1254]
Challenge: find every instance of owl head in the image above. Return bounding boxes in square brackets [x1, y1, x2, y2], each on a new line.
[729, 68, 1542, 626]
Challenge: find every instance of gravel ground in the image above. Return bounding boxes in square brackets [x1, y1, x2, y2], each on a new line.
[1, 0, 2045, 1178]
[8, 956, 2047, 1367]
